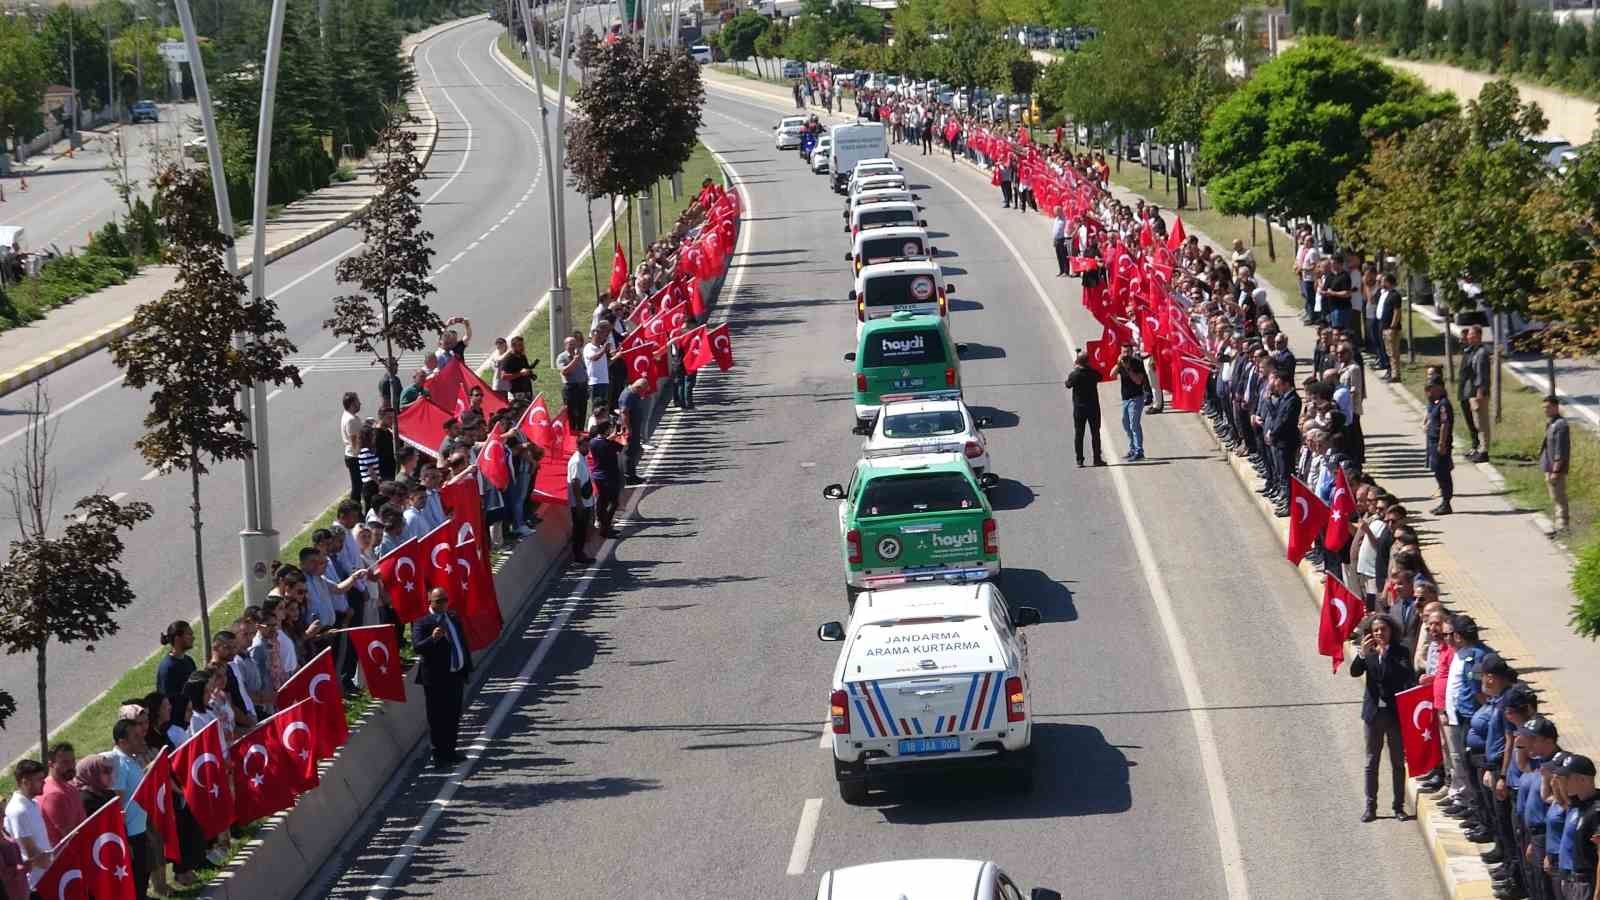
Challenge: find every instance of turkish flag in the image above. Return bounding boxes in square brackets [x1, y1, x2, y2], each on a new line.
[682, 326, 715, 374]
[608, 240, 628, 297]
[1085, 331, 1120, 382]
[519, 394, 554, 449]
[276, 647, 348, 758]
[348, 623, 407, 702]
[373, 537, 429, 623]
[1395, 683, 1444, 776]
[1317, 576, 1363, 673]
[1323, 467, 1358, 553]
[230, 718, 300, 825]
[269, 698, 320, 792]
[1069, 256, 1100, 274]
[1171, 357, 1209, 412]
[689, 275, 707, 321]
[427, 356, 467, 413]
[131, 746, 181, 863]
[172, 719, 235, 838]
[707, 324, 734, 371]
[1286, 477, 1331, 565]
[422, 518, 456, 593]
[451, 512, 503, 650]
[439, 478, 490, 567]
[36, 796, 135, 900]
[1138, 218, 1154, 249]
[621, 341, 660, 393]
[397, 397, 453, 459]
[478, 422, 512, 491]
[455, 369, 508, 419]
[1167, 215, 1187, 252]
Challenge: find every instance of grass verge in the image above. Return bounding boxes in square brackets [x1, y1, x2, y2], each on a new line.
[712, 62, 790, 87]
[511, 141, 724, 401]
[496, 31, 583, 94]
[1104, 155, 1599, 550]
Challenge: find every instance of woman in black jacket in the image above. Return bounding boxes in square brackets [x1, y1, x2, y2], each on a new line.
[1351, 613, 1417, 822]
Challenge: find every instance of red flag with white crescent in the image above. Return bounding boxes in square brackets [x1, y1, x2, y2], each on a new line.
[269, 698, 321, 792]
[1084, 330, 1120, 383]
[439, 478, 490, 567]
[1167, 215, 1187, 252]
[35, 796, 136, 900]
[1395, 683, 1445, 776]
[518, 394, 553, 450]
[1171, 357, 1209, 412]
[682, 326, 714, 374]
[1317, 576, 1363, 673]
[608, 241, 628, 297]
[708, 323, 734, 371]
[372, 537, 427, 623]
[452, 512, 503, 650]
[622, 341, 661, 393]
[131, 746, 181, 862]
[477, 422, 512, 491]
[275, 647, 348, 758]
[348, 623, 407, 702]
[229, 717, 300, 825]
[1323, 467, 1358, 553]
[172, 719, 236, 838]
[1286, 477, 1331, 565]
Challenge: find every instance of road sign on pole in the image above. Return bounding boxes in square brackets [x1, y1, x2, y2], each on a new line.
[159, 40, 189, 63]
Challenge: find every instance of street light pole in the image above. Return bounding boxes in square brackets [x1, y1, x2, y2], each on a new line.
[518, 0, 569, 367]
[174, 0, 272, 603]
[67, 19, 79, 150]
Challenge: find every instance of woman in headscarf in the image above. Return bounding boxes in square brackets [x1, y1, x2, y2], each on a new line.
[73, 753, 118, 816]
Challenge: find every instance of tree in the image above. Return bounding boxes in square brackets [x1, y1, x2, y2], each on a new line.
[110, 165, 301, 650]
[720, 10, 768, 73]
[326, 119, 443, 433]
[1200, 37, 1454, 224]
[1527, 114, 1600, 357]
[0, 16, 50, 159]
[0, 690, 14, 733]
[1007, 57, 1040, 96]
[0, 386, 152, 761]
[110, 20, 164, 101]
[40, 6, 112, 113]
[1335, 120, 1458, 277]
[565, 40, 704, 200]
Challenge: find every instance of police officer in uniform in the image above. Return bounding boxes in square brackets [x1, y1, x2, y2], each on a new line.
[1425, 373, 1455, 516]
[1556, 754, 1598, 900]
[1512, 717, 1562, 900]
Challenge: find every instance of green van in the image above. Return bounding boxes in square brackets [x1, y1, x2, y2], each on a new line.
[822, 454, 1001, 607]
[846, 311, 961, 432]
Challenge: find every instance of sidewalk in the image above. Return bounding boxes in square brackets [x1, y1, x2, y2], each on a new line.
[0, 15, 482, 399]
[700, 66, 1599, 898]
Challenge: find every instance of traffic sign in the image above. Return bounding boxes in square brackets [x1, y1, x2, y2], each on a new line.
[159, 41, 189, 63]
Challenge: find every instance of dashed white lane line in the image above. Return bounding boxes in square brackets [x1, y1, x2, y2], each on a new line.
[140, 469, 160, 482]
[266, 388, 284, 401]
[818, 720, 831, 749]
[450, 250, 468, 263]
[108, 492, 127, 503]
[0, 375, 123, 450]
[785, 798, 823, 876]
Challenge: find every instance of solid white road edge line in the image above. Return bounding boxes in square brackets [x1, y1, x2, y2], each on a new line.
[0, 374, 122, 450]
[786, 798, 823, 876]
[887, 145, 1252, 900]
[358, 114, 761, 898]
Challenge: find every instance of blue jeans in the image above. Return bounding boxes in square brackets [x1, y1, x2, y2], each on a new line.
[1367, 317, 1390, 371]
[1121, 397, 1145, 457]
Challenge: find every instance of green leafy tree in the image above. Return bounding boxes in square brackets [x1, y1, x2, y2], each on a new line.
[1446, 0, 1467, 58]
[326, 119, 443, 442]
[1199, 37, 1453, 224]
[1527, 114, 1600, 357]
[566, 40, 705, 199]
[1335, 119, 1458, 277]
[1481, 0, 1505, 70]
[0, 17, 50, 158]
[110, 165, 301, 649]
[110, 20, 164, 101]
[720, 9, 768, 73]
[0, 385, 152, 761]
[40, 6, 112, 113]
[0, 690, 14, 732]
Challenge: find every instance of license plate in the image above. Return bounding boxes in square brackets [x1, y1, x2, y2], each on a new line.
[890, 378, 925, 390]
[898, 736, 961, 755]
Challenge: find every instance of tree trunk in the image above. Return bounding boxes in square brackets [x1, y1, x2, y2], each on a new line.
[626, 194, 634, 263]
[588, 196, 599, 300]
[1492, 312, 1503, 426]
[383, 307, 400, 465]
[1175, 144, 1188, 209]
[36, 643, 47, 763]
[1265, 214, 1276, 261]
[190, 455, 211, 650]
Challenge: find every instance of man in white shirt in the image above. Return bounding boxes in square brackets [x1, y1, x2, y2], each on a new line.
[340, 392, 363, 504]
[582, 326, 612, 409]
[1050, 208, 1069, 277]
[568, 434, 596, 566]
[4, 760, 52, 889]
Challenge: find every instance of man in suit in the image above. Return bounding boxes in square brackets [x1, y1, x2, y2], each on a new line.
[1374, 272, 1402, 379]
[412, 588, 472, 769]
[1351, 613, 1418, 822]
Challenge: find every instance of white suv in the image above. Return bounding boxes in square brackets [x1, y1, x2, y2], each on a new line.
[817, 859, 1061, 900]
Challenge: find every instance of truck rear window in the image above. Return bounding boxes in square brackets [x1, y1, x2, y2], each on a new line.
[860, 473, 980, 517]
[860, 236, 925, 265]
[863, 328, 946, 366]
[863, 273, 937, 308]
[859, 208, 915, 229]
[882, 409, 964, 438]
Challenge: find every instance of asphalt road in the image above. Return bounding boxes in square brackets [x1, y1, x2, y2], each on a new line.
[302, 77, 1450, 898]
[4, 103, 201, 254]
[0, 19, 609, 767]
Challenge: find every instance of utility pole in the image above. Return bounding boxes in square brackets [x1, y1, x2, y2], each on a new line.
[67, 19, 79, 150]
[106, 22, 116, 120]
[519, 0, 569, 368]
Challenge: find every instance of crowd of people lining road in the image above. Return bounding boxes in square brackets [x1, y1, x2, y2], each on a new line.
[789, 77, 1596, 899]
[0, 178, 738, 899]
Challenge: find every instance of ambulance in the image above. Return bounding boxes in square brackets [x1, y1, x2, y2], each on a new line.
[817, 583, 1039, 804]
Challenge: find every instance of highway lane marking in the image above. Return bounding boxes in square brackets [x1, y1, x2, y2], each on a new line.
[266, 388, 283, 401]
[0, 375, 123, 450]
[785, 798, 823, 876]
[884, 139, 1253, 900]
[140, 468, 159, 481]
[818, 719, 830, 749]
[449, 250, 467, 263]
[356, 123, 760, 897]
[108, 491, 127, 503]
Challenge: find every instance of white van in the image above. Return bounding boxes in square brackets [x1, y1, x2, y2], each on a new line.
[689, 44, 713, 64]
[846, 224, 936, 273]
[818, 583, 1040, 804]
[829, 122, 889, 193]
[846, 200, 922, 239]
[850, 259, 952, 336]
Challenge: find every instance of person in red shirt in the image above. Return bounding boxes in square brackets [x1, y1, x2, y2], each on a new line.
[35, 743, 85, 846]
[1414, 603, 1454, 796]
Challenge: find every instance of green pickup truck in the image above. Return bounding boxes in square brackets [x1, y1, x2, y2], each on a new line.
[846, 311, 962, 432]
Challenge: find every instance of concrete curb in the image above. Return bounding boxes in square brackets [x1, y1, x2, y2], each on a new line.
[0, 14, 485, 401]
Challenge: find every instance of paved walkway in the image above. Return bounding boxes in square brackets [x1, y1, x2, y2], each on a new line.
[700, 66, 1598, 900]
[0, 17, 476, 397]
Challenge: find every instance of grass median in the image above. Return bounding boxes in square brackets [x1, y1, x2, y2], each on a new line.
[1103, 156, 1599, 551]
